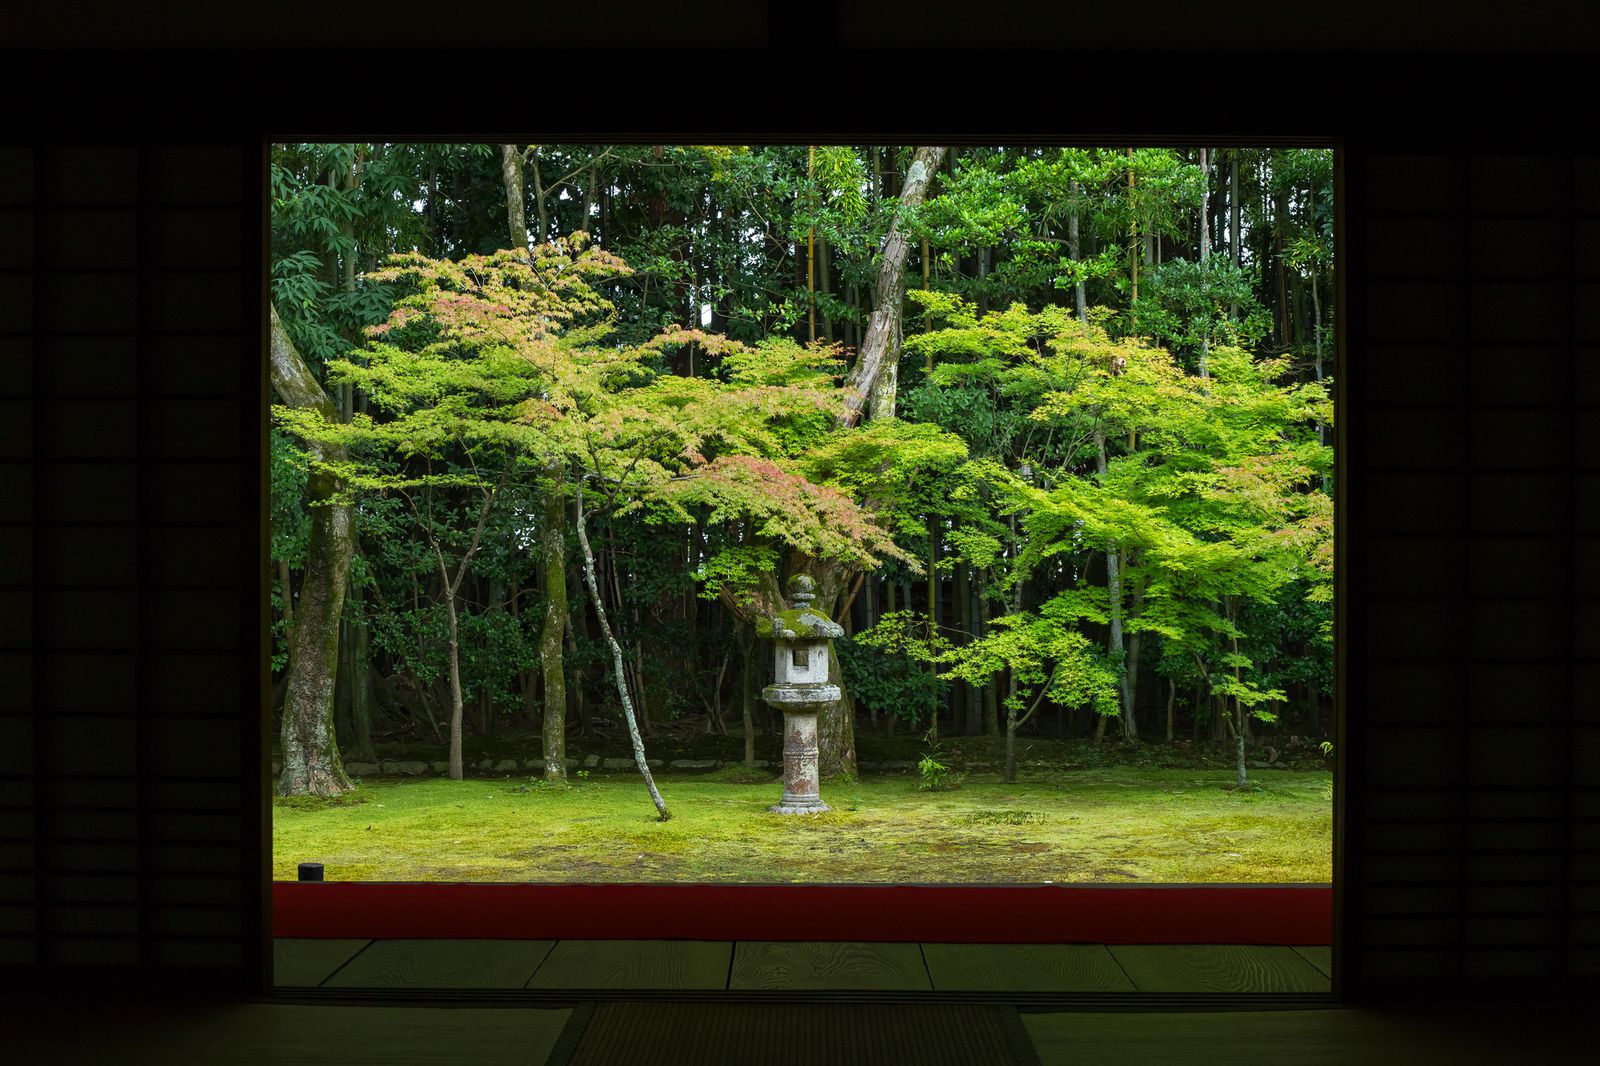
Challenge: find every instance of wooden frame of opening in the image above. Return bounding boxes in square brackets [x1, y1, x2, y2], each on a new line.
[261, 133, 1344, 986]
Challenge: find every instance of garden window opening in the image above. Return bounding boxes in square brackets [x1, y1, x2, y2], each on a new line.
[268, 142, 1336, 888]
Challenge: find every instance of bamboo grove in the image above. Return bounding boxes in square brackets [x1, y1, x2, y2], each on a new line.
[270, 144, 1334, 797]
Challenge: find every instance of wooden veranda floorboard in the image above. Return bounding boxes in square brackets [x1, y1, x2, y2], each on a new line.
[1105, 944, 1331, 993]
[921, 943, 1136, 992]
[321, 938, 556, 988]
[527, 940, 732, 990]
[728, 941, 933, 990]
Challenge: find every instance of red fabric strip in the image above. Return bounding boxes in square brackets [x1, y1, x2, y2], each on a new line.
[273, 882, 1331, 944]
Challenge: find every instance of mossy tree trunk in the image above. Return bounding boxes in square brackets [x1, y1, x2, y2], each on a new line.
[271, 305, 354, 798]
[806, 561, 857, 780]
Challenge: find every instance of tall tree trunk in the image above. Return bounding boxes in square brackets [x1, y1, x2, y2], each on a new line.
[271, 305, 355, 797]
[839, 146, 947, 427]
[539, 482, 568, 783]
[575, 483, 671, 820]
[499, 145, 528, 250]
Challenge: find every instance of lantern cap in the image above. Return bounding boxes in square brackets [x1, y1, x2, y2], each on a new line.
[755, 574, 844, 641]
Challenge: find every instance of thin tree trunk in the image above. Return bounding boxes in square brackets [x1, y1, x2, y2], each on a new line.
[1309, 179, 1328, 451]
[1005, 715, 1018, 783]
[928, 516, 940, 742]
[1004, 513, 1024, 778]
[886, 576, 897, 738]
[819, 233, 834, 340]
[349, 581, 376, 763]
[1094, 427, 1137, 742]
[739, 624, 756, 765]
[1166, 678, 1176, 744]
[442, 576, 465, 778]
[1273, 178, 1292, 350]
[1231, 598, 1248, 789]
[839, 146, 947, 426]
[807, 145, 816, 343]
[1127, 148, 1139, 323]
[428, 477, 502, 781]
[955, 560, 974, 734]
[338, 149, 360, 422]
[277, 558, 295, 672]
[581, 162, 597, 237]
[1230, 151, 1242, 268]
[575, 483, 671, 820]
[976, 245, 990, 315]
[564, 559, 588, 737]
[1069, 180, 1087, 323]
[539, 481, 568, 783]
[271, 305, 354, 797]
[528, 147, 550, 246]
[1125, 553, 1145, 739]
[1198, 147, 1211, 380]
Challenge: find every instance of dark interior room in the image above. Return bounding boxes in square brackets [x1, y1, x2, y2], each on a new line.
[0, 2, 1594, 1062]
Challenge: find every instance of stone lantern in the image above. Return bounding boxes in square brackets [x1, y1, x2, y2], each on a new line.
[758, 574, 844, 815]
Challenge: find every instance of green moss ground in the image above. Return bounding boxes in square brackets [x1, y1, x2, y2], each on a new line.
[272, 768, 1331, 883]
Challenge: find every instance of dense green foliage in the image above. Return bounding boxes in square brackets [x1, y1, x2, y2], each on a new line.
[271, 143, 1334, 789]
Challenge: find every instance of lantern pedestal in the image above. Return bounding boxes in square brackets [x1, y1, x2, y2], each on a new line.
[762, 684, 839, 815]
[756, 575, 846, 817]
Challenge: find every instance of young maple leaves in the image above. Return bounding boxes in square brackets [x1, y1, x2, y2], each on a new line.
[281, 236, 914, 584]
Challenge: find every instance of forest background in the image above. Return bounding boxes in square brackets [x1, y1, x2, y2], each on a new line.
[268, 143, 1335, 801]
